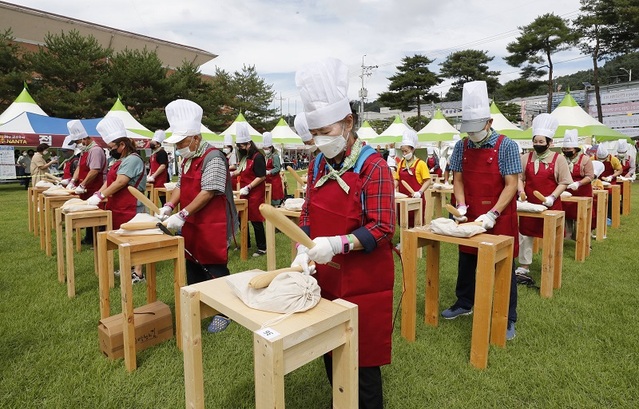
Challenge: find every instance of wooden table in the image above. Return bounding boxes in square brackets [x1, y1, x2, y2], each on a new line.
[234, 198, 248, 261]
[181, 275, 358, 408]
[97, 231, 186, 371]
[56, 209, 114, 298]
[424, 187, 452, 224]
[607, 185, 621, 228]
[619, 180, 631, 215]
[593, 190, 608, 241]
[396, 197, 423, 258]
[265, 207, 300, 270]
[27, 186, 47, 234]
[43, 194, 78, 257]
[151, 187, 175, 208]
[401, 227, 513, 369]
[561, 196, 592, 262]
[517, 210, 565, 298]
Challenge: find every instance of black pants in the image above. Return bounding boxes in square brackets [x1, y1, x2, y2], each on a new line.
[186, 259, 229, 285]
[323, 354, 383, 409]
[248, 221, 266, 251]
[454, 250, 518, 323]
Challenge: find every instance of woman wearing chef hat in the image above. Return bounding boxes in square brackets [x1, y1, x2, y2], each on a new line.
[147, 130, 169, 202]
[262, 132, 285, 206]
[594, 143, 623, 183]
[395, 128, 431, 228]
[561, 129, 594, 239]
[615, 139, 635, 179]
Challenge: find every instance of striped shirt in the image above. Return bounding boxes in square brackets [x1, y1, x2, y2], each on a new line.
[449, 129, 522, 176]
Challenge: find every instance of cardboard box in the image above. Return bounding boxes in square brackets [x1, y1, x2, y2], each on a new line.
[98, 301, 174, 360]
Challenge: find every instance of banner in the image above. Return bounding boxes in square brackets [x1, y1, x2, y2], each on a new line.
[0, 145, 16, 179]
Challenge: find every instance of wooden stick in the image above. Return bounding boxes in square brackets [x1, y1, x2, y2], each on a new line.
[533, 190, 546, 202]
[259, 203, 315, 249]
[287, 166, 306, 186]
[120, 221, 167, 231]
[519, 191, 526, 201]
[248, 265, 305, 289]
[45, 173, 61, 182]
[445, 204, 461, 217]
[127, 186, 161, 214]
[401, 180, 416, 195]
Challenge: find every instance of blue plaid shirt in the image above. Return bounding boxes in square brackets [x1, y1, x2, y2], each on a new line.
[449, 129, 522, 176]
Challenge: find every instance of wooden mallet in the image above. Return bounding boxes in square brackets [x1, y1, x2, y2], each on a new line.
[127, 186, 161, 214]
[401, 180, 416, 195]
[444, 204, 484, 226]
[533, 190, 547, 203]
[120, 221, 167, 231]
[287, 166, 306, 186]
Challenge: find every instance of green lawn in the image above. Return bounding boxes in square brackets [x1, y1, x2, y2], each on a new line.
[0, 178, 638, 408]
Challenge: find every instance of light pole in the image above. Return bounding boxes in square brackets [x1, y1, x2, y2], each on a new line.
[359, 55, 377, 127]
[620, 67, 632, 82]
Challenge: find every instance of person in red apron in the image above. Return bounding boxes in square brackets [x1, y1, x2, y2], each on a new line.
[222, 133, 238, 186]
[233, 122, 267, 257]
[58, 135, 80, 187]
[66, 119, 107, 245]
[426, 147, 442, 178]
[262, 132, 285, 206]
[615, 139, 635, 179]
[394, 129, 430, 228]
[159, 99, 238, 333]
[594, 144, 623, 184]
[147, 130, 169, 204]
[517, 114, 571, 280]
[443, 80, 519, 341]
[561, 129, 595, 238]
[293, 58, 395, 409]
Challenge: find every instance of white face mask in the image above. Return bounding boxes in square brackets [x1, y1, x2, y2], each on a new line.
[307, 144, 317, 153]
[467, 129, 488, 143]
[618, 152, 626, 158]
[223, 147, 231, 154]
[263, 148, 271, 154]
[403, 152, 413, 161]
[176, 138, 195, 159]
[313, 125, 347, 159]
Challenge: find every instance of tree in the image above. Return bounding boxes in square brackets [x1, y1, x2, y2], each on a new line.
[229, 64, 277, 132]
[378, 55, 441, 130]
[612, 0, 639, 51]
[0, 29, 29, 112]
[495, 102, 522, 125]
[368, 118, 394, 135]
[407, 115, 428, 131]
[493, 78, 545, 101]
[24, 30, 111, 118]
[505, 13, 577, 113]
[439, 50, 501, 101]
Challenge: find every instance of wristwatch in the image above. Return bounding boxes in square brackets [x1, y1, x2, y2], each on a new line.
[340, 235, 350, 254]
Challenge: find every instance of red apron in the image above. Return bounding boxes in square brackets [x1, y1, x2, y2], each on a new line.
[265, 156, 285, 201]
[600, 156, 618, 185]
[563, 154, 594, 225]
[77, 146, 104, 200]
[427, 156, 442, 177]
[520, 152, 563, 238]
[239, 152, 265, 222]
[105, 154, 144, 229]
[149, 149, 169, 187]
[459, 135, 519, 255]
[62, 158, 76, 179]
[397, 158, 426, 227]
[309, 150, 394, 367]
[180, 148, 229, 265]
[620, 158, 631, 176]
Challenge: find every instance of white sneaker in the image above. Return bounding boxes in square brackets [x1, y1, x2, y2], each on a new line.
[515, 266, 530, 275]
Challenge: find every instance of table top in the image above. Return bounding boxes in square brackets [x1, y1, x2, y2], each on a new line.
[105, 230, 180, 246]
[407, 226, 513, 249]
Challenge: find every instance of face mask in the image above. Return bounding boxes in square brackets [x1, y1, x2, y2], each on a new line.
[313, 125, 347, 159]
[533, 144, 548, 154]
[177, 138, 195, 159]
[403, 152, 413, 161]
[467, 129, 488, 143]
[43, 150, 49, 155]
[263, 148, 271, 155]
[562, 150, 575, 158]
[109, 148, 121, 160]
[618, 153, 626, 159]
[223, 147, 231, 154]
[307, 144, 317, 153]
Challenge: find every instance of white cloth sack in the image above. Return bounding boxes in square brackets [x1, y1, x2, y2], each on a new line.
[163, 182, 177, 190]
[43, 186, 72, 196]
[429, 217, 486, 238]
[35, 180, 55, 188]
[560, 191, 572, 198]
[115, 213, 163, 235]
[61, 198, 98, 213]
[432, 182, 451, 190]
[394, 191, 408, 199]
[226, 271, 321, 314]
[283, 198, 305, 211]
[516, 201, 547, 213]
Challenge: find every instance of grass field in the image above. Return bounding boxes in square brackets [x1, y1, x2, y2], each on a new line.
[1, 176, 638, 408]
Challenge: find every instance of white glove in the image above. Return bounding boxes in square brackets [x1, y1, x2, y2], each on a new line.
[602, 176, 612, 182]
[307, 236, 343, 265]
[86, 193, 103, 206]
[542, 195, 556, 207]
[239, 186, 250, 196]
[567, 182, 580, 191]
[475, 212, 497, 230]
[60, 178, 70, 187]
[166, 213, 186, 230]
[74, 185, 87, 195]
[156, 205, 173, 221]
[147, 175, 155, 183]
[291, 244, 315, 275]
[412, 191, 422, 198]
[453, 204, 468, 223]
[67, 181, 76, 190]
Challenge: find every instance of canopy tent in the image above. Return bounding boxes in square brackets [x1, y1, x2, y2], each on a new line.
[369, 115, 413, 145]
[105, 97, 153, 137]
[220, 112, 263, 144]
[0, 87, 47, 125]
[357, 120, 379, 141]
[165, 123, 223, 146]
[489, 102, 529, 140]
[269, 118, 304, 148]
[0, 112, 149, 148]
[416, 109, 460, 143]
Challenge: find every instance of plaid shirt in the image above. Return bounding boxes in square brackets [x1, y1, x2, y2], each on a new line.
[300, 150, 395, 253]
[449, 129, 522, 176]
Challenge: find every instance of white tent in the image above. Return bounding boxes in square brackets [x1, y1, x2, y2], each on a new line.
[270, 118, 304, 148]
[370, 115, 414, 146]
[490, 102, 520, 131]
[357, 120, 379, 141]
[416, 109, 460, 145]
[0, 87, 47, 124]
[220, 113, 263, 144]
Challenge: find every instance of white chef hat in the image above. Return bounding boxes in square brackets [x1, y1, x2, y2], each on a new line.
[401, 129, 417, 149]
[235, 122, 251, 144]
[532, 113, 559, 139]
[596, 143, 609, 159]
[562, 129, 579, 148]
[592, 160, 605, 178]
[388, 148, 396, 156]
[152, 129, 166, 143]
[427, 147, 434, 155]
[224, 133, 233, 146]
[61, 135, 76, 150]
[294, 112, 313, 142]
[263, 131, 273, 147]
[96, 117, 127, 144]
[67, 119, 88, 142]
[164, 99, 203, 144]
[460, 81, 491, 133]
[296, 57, 351, 130]
[616, 139, 628, 153]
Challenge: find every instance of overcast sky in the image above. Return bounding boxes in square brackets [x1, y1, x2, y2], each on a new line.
[9, 0, 588, 116]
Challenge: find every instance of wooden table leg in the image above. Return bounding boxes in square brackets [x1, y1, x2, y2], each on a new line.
[424, 240, 440, 327]
[400, 230, 419, 341]
[470, 243, 497, 369]
[539, 215, 555, 298]
[98, 232, 110, 319]
[119, 244, 136, 372]
[265, 218, 276, 270]
[56, 209, 65, 283]
[331, 299, 359, 408]
[28, 188, 33, 233]
[575, 200, 587, 262]
[45, 200, 52, 256]
[181, 287, 205, 409]
[621, 180, 630, 215]
[146, 263, 157, 303]
[175, 238, 186, 351]
[39, 195, 46, 249]
[611, 186, 621, 228]
[65, 214, 75, 298]
[490, 243, 512, 348]
[596, 191, 607, 241]
[553, 215, 564, 290]
[253, 335, 285, 408]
